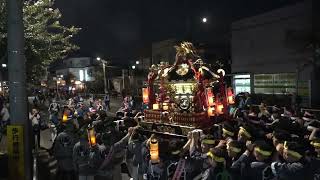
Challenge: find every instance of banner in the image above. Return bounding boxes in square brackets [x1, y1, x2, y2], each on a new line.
[7, 125, 24, 180]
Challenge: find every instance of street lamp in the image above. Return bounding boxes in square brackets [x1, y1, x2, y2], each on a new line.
[202, 17, 207, 23]
[96, 57, 108, 93]
[132, 65, 136, 69]
[136, 61, 140, 65]
[1, 64, 6, 68]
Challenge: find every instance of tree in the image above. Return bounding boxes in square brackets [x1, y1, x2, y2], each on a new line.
[0, 0, 80, 85]
[86, 70, 105, 94]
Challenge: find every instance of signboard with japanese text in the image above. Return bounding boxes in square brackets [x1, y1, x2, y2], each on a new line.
[7, 125, 24, 180]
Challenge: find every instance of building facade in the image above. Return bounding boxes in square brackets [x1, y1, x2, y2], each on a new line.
[152, 39, 177, 65]
[231, 0, 315, 107]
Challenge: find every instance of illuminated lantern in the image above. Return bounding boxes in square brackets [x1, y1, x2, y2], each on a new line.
[150, 138, 160, 163]
[87, 127, 97, 147]
[162, 103, 169, 111]
[206, 87, 215, 107]
[207, 107, 215, 117]
[216, 104, 224, 115]
[62, 114, 68, 123]
[227, 88, 235, 105]
[153, 103, 159, 110]
[142, 87, 149, 104]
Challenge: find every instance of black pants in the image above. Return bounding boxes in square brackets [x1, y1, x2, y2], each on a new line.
[33, 129, 40, 149]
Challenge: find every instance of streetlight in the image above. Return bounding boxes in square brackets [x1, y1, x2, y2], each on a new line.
[132, 65, 136, 69]
[202, 17, 207, 23]
[96, 57, 108, 93]
[136, 61, 140, 65]
[2, 64, 7, 68]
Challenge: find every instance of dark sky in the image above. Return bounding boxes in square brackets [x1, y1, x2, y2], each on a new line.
[55, 0, 304, 61]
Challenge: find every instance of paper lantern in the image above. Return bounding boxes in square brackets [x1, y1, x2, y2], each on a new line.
[142, 88, 149, 104]
[150, 138, 160, 163]
[87, 127, 97, 147]
[162, 103, 169, 111]
[206, 87, 215, 107]
[207, 107, 215, 117]
[216, 104, 224, 115]
[62, 114, 68, 123]
[227, 88, 235, 104]
[153, 104, 159, 110]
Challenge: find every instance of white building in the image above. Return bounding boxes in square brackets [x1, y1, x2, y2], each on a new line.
[54, 57, 96, 82]
[231, 0, 315, 106]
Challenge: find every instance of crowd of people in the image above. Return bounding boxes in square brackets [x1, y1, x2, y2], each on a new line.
[1, 90, 320, 180]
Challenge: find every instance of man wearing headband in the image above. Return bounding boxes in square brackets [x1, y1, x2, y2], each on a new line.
[201, 135, 216, 154]
[202, 147, 227, 180]
[269, 141, 306, 180]
[237, 124, 253, 143]
[222, 121, 237, 140]
[226, 140, 245, 165]
[232, 140, 273, 180]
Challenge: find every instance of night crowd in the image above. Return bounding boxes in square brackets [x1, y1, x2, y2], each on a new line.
[1, 92, 320, 180]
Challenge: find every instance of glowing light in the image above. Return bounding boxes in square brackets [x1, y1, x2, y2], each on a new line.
[96, 57, 101, 61]
[132, 65, 136, 69]
[87, 127, 97, 147]
[153, 104, 159, 110]
[216, 104, 224, 115]
[162, 103, 169, 111]
[142, 88, 149, 104]
[202, 17, 207, 23]
[206, 87, 215, 107]
[79, 70, 84, 81]
[136, 61, 140, 65]
[150, 138, 160, 163]
[62, 114, 68, 122]
[207, 107, 215, 117]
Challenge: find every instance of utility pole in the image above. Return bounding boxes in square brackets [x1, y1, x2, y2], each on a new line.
[7, 0, 31, 180]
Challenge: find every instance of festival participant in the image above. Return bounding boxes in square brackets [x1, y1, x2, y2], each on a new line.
[246, 141, 274, 180]
[267, 141, 307, 180]
[226, 140, 245, 169]
[73, 130, 96, 180]
[310, 138, 320, 179]
[237, 124, 254, 144]
[53, 121, 77, 180]
[48, 99, 60, 141]
[201, 147, 227, 180]
[98, 126, 136, 180]
[222, 121, 237, 141]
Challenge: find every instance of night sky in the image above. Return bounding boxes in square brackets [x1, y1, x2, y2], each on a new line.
[54, 0, 304, 61]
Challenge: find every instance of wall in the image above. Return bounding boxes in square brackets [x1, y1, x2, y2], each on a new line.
[231, 1, 312, 78]
[63, 57, 92, 68]
[152, 39, 177, 65]
[56, 67, 95, 82]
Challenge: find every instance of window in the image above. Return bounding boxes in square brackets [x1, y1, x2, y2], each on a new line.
[254, 73, 296, 94]
[233, 74, 251, 95]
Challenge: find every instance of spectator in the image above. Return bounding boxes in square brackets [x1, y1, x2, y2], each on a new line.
[0, 104, 9, 126]
[104, 92, 111, 111]
[29, 108, 41, 149]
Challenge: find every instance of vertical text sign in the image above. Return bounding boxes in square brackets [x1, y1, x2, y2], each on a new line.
[7, 125, 24, 180]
